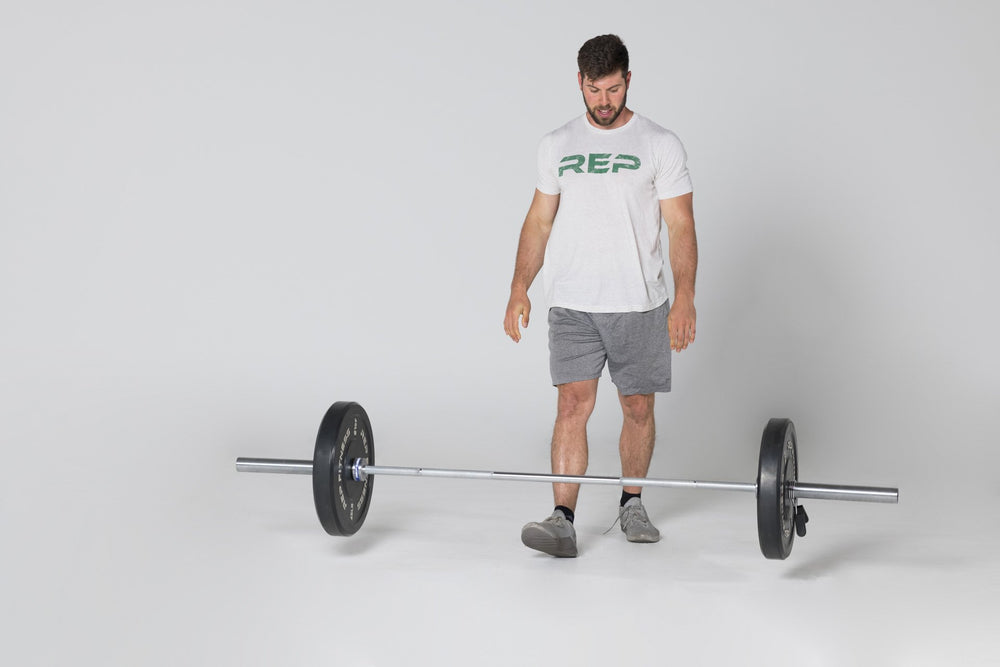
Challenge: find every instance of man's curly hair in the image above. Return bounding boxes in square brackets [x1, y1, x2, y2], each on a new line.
[577, 34, 629, 81]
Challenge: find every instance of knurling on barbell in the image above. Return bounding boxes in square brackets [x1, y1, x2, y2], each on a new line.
[236, 401, 899, 560]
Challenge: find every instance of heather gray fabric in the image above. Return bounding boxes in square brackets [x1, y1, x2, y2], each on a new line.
[548, 300, 671, 395]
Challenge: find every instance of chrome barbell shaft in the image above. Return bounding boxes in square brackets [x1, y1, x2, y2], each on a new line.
[235, 458, 898, 504]
[789, 482, 898, 503]
[362, 464, 758, 494]
[237, 458, 313, 475]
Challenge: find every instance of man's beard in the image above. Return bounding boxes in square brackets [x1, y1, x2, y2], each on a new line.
[585, 92, 627, 126]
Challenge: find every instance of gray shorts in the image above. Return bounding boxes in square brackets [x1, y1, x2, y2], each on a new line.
[548, 301, 671, 395]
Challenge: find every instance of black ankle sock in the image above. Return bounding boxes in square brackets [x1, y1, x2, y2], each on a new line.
[554, 505, 575, 523]
[620, 491, 641, 507]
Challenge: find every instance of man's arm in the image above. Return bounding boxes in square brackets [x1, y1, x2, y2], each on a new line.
[504, 189, 560, 343]
[660, 192, 698, 352]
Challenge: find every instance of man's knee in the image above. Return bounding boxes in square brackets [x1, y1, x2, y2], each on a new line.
[556, 381, 598, 421]
[620, 392, 655, 424]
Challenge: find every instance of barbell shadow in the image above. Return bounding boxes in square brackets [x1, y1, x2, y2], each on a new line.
[783, 525, 979, 580]
[329, 523, 392, 556]
[781, 534, 891, 579]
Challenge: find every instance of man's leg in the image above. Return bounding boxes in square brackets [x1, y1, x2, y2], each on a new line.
[521, 378, 598, 557]
[524, 307, 605, 557]
[617, 391, 660, 543]
[552, 378, 599, 511]
[619, 392, 655, 492]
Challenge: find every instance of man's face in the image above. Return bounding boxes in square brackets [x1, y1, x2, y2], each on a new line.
[579, 71, 631, 129]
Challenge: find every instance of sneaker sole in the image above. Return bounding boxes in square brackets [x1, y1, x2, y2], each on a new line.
[625, 532, 661, 543]
[521, 525, 578, 558]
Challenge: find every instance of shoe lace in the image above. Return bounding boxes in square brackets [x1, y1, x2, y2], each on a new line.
[622, 504, 651, 530]
[602, 503, 651, 535]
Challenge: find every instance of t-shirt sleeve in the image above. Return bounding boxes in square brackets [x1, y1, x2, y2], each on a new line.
[536, 134, 560, 195]
[654, 131, 693, 200]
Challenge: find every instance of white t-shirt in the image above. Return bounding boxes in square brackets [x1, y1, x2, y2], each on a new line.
[536, 113, 693, 313]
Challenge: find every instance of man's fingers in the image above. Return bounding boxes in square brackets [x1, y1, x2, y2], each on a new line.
[504, 297, 531, 343]
[668, 301, 697, 351]
[669, 322, 695, 351]
[504, 306, 525, 343]
[506, 316, 520, 342]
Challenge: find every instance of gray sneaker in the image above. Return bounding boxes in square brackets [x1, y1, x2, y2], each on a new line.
[521, 509, 578, 557]
[619, 497, 660, 543]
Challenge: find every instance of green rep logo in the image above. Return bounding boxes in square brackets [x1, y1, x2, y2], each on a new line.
[558, 153, 641, 176]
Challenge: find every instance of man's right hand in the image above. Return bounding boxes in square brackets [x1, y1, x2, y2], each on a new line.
[504, 292, 532, 343]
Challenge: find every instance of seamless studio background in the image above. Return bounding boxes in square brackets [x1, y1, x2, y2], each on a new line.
[2, 1, 998, 664]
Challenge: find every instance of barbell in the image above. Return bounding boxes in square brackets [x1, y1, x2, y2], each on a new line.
[236, 401, 898, 560]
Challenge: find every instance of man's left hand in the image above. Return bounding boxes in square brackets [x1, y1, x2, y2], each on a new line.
[668, 298, 697, 352]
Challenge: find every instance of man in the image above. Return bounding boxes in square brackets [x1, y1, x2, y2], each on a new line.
[503, 34, 697, 558]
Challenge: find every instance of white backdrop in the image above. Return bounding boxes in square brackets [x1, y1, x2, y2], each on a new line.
[3, 1, 999, 664]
